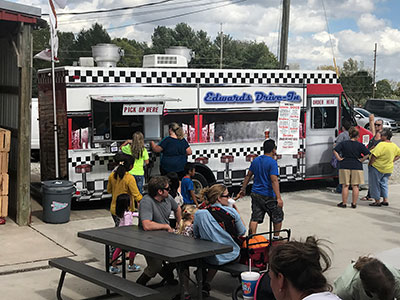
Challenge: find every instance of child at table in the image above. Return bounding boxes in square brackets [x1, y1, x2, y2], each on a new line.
[175, 206, 197, 237]
[173, 206, 197, 300]
[109, 194, 141, 274]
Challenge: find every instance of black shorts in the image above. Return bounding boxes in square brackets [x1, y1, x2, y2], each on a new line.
[250, 193, 284, 224]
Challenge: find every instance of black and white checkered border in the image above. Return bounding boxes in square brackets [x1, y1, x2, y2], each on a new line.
[190, 143, 306, 160]
[67, 154, 112, 168]
[58, 68, 337, 85]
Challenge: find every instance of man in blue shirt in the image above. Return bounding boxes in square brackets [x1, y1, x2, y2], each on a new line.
[181, 163, 199, 207]
[239, 139, 284, 235]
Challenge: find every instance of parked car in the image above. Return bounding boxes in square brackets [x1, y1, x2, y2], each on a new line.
[353, 107, 398, 131]
[364, 99, 400, 124]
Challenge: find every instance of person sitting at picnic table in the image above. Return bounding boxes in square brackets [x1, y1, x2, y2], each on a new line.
[136, 176, 182, 287]
[334, 256, 400, 300]
[193, 184, 246, 297]
[269, 236, 341, 300]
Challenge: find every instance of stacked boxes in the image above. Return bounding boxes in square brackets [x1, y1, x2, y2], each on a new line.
[0, 128, 10, 218]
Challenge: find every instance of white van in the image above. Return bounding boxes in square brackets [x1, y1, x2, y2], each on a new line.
[31, 98, 40, 161]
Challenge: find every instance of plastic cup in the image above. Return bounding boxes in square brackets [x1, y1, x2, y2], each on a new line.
[264, 128, 270, 139]
[241, 271, 260, 300]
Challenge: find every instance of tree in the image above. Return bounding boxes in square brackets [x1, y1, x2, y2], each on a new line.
[375, 79, 393, 99]
[71, 23, 111, 61]
[340, 58, 372, 105]
[317, 65, 337, 72]
[113, 38, 148, 67]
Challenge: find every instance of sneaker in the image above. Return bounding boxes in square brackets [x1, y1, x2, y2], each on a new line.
[109, 266, 121, 274]
[128, 264, 141, 272]
[337, 202, 346, 208]
[351, 203, 357, 209]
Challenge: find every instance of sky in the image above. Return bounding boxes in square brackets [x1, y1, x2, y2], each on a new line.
[9, 0, 400, 82]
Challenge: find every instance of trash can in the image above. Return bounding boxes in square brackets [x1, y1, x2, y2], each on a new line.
[41, 180, 75, 224]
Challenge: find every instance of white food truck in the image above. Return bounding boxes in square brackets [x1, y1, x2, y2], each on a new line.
[37, 45, 371, 201]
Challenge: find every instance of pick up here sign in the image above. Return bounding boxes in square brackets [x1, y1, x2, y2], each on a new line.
[122, 104, 163, 115]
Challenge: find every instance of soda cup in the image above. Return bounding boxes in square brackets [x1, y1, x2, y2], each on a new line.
[241, 271, 260, 300]
[264, 128, 270, 139]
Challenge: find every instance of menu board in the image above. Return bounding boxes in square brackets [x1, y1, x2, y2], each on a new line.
[277, 101, 301, 155]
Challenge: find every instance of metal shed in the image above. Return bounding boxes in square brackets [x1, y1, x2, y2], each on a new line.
[0, 0, 41, 225]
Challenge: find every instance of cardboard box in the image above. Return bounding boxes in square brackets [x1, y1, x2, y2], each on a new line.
[0, 195, 8, 217]
[0, 128, 11, 152]
[0, 152, 9, 174]
[0, 173, 9, 195]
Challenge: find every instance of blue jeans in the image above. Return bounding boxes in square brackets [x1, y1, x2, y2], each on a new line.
[368, 165, 390, 200]
[133, 175, 144, 194]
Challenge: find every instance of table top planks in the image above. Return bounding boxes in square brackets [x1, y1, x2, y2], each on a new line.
[78, 225, 233, 263]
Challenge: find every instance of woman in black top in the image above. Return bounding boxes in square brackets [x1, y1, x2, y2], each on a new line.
[333, 127, 370, 208]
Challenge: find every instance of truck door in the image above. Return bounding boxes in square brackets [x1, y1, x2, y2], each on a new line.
[305, 95, 339, 178]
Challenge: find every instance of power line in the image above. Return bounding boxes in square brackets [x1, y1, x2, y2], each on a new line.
[43, 0, 176, 16]
[58, 0, 229, 25]
[107, 0, 247, 31]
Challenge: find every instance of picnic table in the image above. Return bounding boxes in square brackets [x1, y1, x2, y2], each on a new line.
[77, 225, 233, 300]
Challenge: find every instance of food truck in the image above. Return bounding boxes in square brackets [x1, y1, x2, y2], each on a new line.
[37, 45, 371, 201]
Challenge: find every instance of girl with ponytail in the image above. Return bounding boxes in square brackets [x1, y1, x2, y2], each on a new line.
[107, 153, 142, 226]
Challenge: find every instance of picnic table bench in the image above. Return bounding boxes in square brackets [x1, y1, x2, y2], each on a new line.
[49, 257, 159, 300]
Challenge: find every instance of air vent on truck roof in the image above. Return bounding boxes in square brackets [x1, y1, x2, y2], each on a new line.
[142, 54, 188, 68]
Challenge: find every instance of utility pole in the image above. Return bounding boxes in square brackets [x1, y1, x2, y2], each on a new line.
[279, 0, 290, 69]
[219, 23, 223, 69]
[372, 43, 377, 98]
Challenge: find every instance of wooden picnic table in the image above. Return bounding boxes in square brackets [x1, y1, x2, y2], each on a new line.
[78, 225, 233, 300]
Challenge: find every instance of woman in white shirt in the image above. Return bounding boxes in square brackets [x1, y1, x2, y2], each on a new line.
[268, 236, 342, 300]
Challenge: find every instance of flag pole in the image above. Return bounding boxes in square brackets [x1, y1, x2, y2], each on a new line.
[50, 25, 59, 178]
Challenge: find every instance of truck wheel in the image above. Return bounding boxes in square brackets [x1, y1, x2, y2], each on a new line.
[192, 173, 209, 193]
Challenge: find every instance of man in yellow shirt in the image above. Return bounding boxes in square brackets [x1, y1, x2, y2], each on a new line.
[368, 128, 400, 207]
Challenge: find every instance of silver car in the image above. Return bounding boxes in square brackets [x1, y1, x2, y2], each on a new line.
[354, 107, 398, 131]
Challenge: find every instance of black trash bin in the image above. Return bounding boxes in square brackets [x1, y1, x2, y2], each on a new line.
[41, 180, 75, 224]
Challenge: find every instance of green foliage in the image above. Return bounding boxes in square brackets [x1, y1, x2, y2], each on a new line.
[375, 79, 393, 99]
[341, 70, 373, 104]
[112, 38, 148, 67]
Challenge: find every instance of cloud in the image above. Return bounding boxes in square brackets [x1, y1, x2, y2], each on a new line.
[357, 13, 386, 32]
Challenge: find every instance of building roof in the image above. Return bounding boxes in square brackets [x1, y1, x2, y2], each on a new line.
[0, 0, 41, 23]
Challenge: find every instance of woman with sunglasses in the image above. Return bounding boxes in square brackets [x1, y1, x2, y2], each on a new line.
[193, 184, 246, 297]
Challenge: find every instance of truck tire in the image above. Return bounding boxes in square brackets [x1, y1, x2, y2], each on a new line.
[192, 172, 209, 193]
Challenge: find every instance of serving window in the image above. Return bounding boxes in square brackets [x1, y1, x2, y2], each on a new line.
[92, 99, 161, 142]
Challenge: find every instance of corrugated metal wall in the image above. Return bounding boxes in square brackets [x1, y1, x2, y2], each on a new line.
[0, 35, 21, 221]
[0, 37, 19, 129]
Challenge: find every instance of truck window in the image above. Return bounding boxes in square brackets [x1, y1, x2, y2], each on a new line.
[312, 107, 336, 129]
[163, 113, 196, 143]
[202, 111, 278, 143]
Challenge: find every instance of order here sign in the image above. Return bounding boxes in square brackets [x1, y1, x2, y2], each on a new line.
[122, 104, 163, 115]
[311, 97, 338, 107]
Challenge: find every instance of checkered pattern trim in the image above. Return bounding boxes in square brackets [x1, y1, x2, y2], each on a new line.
[61, 68, 337, 85]
[191, 143, 305, 160]
[67, 154, 110, 168]
[191, 146, 263, 159]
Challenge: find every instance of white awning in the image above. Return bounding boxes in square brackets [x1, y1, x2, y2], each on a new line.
[89, 95, 180, 103]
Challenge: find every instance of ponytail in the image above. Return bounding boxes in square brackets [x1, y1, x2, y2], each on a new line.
[113, 153, 134, 180]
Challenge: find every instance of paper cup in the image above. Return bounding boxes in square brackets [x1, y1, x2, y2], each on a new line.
[264, 128, 270, 139]
[241, 271, 260, 300]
